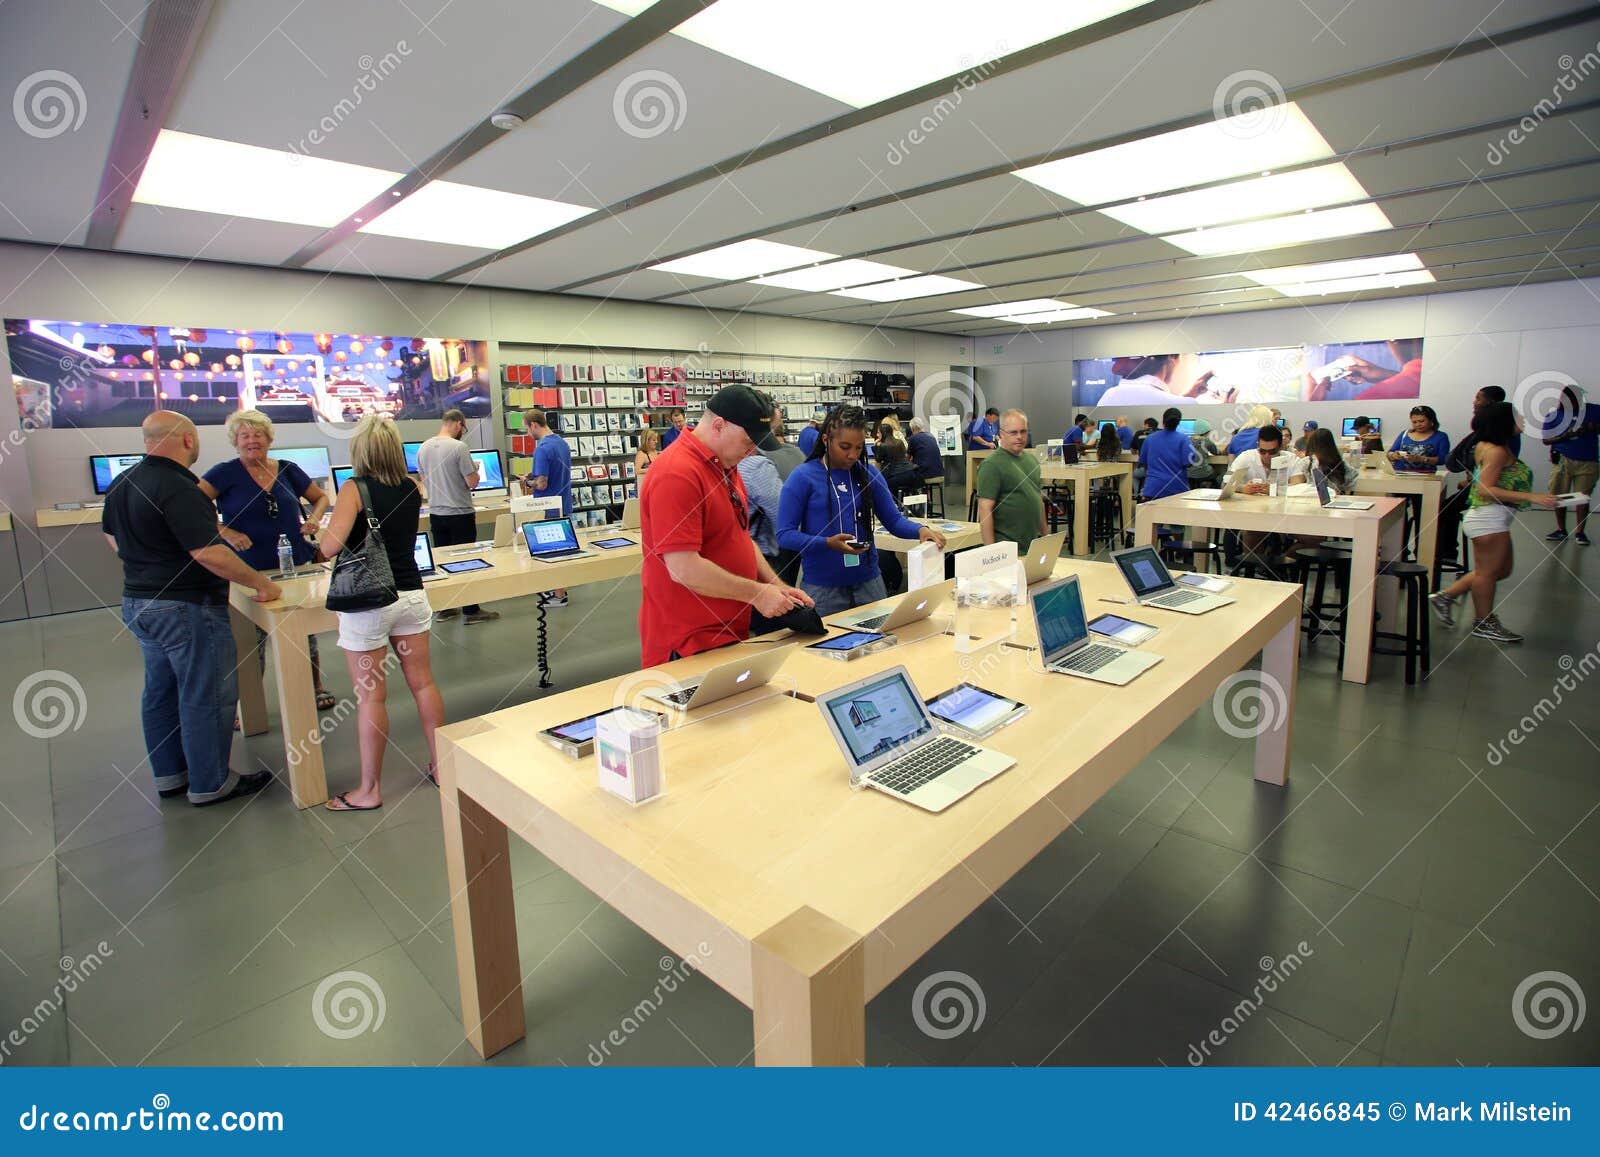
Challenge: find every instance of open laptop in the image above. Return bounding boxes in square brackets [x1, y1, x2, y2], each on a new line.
[1313, 468, 1374, 510]
[621, 497, 640, 530]
[817, 665, 1015, 813]
[1030, 575, 1162, 686]
[1020, 530, 1068, 586]
[639, 644, 794, 712]
[1111, 545, 1234, 614]
[835, 584, 949, 632]
[1363, 450, 1396, 475]
[1183, 475, 1238, 503]
[522, 517, 592, 562]
[414, 532, 443, 582]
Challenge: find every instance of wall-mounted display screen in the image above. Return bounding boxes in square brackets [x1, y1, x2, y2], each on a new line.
[89, 453, 145, 495]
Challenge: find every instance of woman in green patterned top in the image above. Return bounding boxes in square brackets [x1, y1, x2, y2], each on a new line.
[1430, 401, 1557, 643]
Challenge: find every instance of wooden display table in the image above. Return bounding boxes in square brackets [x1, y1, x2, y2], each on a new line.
[875, 519, 983, 555]
[1039, 461, 1133, 555]
[438, 558, 1301, 1065]
[1353, 469, 1445, 585]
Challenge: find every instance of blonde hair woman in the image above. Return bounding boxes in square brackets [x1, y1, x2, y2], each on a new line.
[316, 415, 443, 810]
[635, 426, 661, 477]
[199, 409, 334, 710]
[1224, 404, 1279, 456]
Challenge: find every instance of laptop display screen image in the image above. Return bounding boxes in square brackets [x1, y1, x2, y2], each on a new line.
[1116, 547, 1172, 597]
[413, 532, 435, 574]
[522, 518, 578, 557]
[825, 671, 931, 768]
[1034, 579, 1089, 663]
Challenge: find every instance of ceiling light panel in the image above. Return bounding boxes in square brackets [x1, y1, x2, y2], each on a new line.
[1014, 103, 1335, 205]
[1243, 253, 1434, 297]
[132, 130, 400, 228]
[1165, 203, 1393, 256]
[651, 239, 837, 280]
[358, 182, 591, 249]
[994, 307, 1112, 323]
[953, 299, 1076, 318]
[754, 258, 919, 292]
[830, 274, 983, 301]
[595, 1, 1156, 107]
[1103, 163, 1371, 235]
[1268, 271, 1435, 297]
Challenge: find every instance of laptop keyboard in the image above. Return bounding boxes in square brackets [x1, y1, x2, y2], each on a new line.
[873, 736, 980, 796]
[1053, 642, 1125, 674]
[851, 612, 890, 630]
[660, 686, 697, 706]
[1149, 588, 1202, 607]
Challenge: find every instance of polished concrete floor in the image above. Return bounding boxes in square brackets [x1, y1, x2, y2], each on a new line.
[2, 516, 1597, 1068]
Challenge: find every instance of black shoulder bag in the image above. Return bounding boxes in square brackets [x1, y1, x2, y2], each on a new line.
[325, 478, 398, 612]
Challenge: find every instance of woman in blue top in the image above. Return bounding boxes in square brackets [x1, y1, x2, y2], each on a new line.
[199, 409, 334, 710]
[1137, 408, 1200, 499]
[1224, 405, 1275, 455]
[777, 405, 946, 616]
[1388, 405, 1450, 472]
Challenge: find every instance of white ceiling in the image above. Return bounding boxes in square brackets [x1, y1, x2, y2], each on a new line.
[1, 0, 1597, 336]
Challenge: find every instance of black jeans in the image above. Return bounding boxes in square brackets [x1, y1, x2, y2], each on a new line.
[430, 511, 482, 613]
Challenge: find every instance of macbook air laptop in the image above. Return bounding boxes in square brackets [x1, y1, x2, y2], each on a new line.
[1313, 468, 1374, 510]
[639, 644, 795, 712]
[1111, 545, 1234, 614]
[1182, 476, 1239, 503]
[522, 517, 592, 562]
[817, 665, 1015, 813]
[1030, 575, 1161, 686]
[1020, 530, 1068, 586]
[835, 584, 949, 632]
[442, 514, 513, 556]
[621, 497, 640, 531]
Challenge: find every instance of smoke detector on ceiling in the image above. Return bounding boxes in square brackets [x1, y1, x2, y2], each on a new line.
[489, 111, 525, 131]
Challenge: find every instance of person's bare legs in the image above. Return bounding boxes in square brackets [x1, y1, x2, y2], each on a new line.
[1445, 532, 1509, 622]
[339, 646, 390, 808]
[393, 631, 444, 775]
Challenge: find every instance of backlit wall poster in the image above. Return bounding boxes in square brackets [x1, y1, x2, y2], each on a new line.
[1071, 338, 1425, 407]
[6, 319, 491, 428]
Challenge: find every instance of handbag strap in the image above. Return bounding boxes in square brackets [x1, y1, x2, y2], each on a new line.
[351, 478, 386, 538]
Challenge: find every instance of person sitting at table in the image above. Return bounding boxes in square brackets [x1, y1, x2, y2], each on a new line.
[1130, 416, 1158, 453]
[1293, 420, 1319, 454]
[1064, 414, 1092, 446]
[907, 417, 943, 480]
[1095, 422, 1122, 461]
[1186, 420, 1222, 487]
[198, 408, 334, 712]
[1429, 401, 1559, 643]
[1137, 407, 1198, 500]
[315, 415, 444, 810]
[779, 404, 946, 616]
[1114, 415, 1135, 449]
[1228, 424, 1309, 566]
[1350, 415, 1383, 454]
[1225, 405, 1276, 456]
[1388, 405, 1450, 473]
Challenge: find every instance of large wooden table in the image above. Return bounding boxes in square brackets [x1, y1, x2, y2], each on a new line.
[1039, 461, 1133, 555]
[876, 519, 982, 555]
[1135, 492, 1405, 685]
[438, 558, 1302, 1065]
[1353, 468, 1445, 586]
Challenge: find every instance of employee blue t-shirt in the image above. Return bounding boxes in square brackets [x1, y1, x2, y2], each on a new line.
[965, 418, 997, 450]
[777, 459, 923, 589]
[797, 425, 820, 457]
[1138, 428, 1197, 499]
[1388, 429, 1451, 472]
[1547, 402, 1600, 461]
[1116, 424, 1134, 449]
[1064, 425, 1085, 445]
[531, 432, 573, 515]
[1225, 428, 1260, 456]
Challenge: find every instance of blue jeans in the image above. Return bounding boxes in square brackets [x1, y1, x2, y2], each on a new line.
[802, 574, 888, 617]
[122, 598, 239, 801]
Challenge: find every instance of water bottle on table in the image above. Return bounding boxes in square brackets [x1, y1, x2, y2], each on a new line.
[276, 534, 294, 577]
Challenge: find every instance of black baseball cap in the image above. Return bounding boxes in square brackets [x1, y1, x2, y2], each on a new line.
[704, 384, 780, 451]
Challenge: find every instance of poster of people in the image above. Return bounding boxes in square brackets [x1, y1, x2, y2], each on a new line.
[6, 318, 491, 429]
[1072, 337, 1424, 407]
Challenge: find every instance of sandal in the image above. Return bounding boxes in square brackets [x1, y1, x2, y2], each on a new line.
[325, 791, 381, 812]
[316, 690, 336, 711]
[423, 764, 438, 787]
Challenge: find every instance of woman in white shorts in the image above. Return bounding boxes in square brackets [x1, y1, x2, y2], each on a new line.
[1430, 402, 1557, 644]
[316, 415, 444, 811]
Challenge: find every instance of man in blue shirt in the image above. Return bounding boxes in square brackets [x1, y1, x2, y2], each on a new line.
[660, 409, 688, 448]
[1063, 414, 1091, 445]
[529, 408, 574, 604]
[796, 408, 825, 457]
[1543, 385, 1600, 545]
[965, 407, 998, 450]
[907, 417, 944, 478]
[1115, 415, 1134, 449]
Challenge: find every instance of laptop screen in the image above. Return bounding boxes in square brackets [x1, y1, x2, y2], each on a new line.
[403, 441, 424, 473]
[1115, 546, 1175, 597]
[522, 518, 579, 557]
[413, 532, 435, 574]
[824, 670, 933, 769]
[1032, 577, 1089, 664]
[331, 465, 355, 491]
[470, 449, 505, 492]
[1312, 467, 1331, 505]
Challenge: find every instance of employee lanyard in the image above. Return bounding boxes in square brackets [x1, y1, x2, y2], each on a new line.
[822, 463, 873, 556]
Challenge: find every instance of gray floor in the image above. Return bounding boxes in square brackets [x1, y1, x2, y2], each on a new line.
[3, 516, 1598, 1068]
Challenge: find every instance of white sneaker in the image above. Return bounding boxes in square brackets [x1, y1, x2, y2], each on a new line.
[1427, 593, 1456, 627]
[1471, 614, 1523, 643]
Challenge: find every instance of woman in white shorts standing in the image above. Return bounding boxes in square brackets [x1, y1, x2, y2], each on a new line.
[316, 414, 444, 810]
[1430, 401, 1557, 644]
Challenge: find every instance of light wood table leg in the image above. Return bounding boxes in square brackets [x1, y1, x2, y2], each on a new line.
[268, 622, 328, 807]
[1343, 522, 1379, 684]
[441, 735, 525, 1060]
[231, 606, 268, 736]
[752, 907, 865, 1066]
[1416, 483, 1440, 588]
[1071, 474, 1091, 556]
[1254, 609, 1298, 785]
[1134, 503, 1160, 548]
[1118, 470, 1134, 540]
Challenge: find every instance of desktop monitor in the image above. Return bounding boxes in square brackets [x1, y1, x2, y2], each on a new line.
[403, 440, 424, 473]
[273, 446, 332, 482]
[1341, 417, 1381, 438]
[470, 448, 506, 495]
[1276, 418, 1289, 429]
[331, 465, 355, 491]
[1176, 419, 1197, 436]
[89, 453, 145, 495]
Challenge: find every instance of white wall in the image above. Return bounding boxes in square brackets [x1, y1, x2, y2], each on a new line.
[970, 278, 1600, 490]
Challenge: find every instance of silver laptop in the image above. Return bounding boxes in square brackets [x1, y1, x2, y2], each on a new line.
[1313, 467, 1374, 510]
[1020, 530, 1068, 586]
[1183, 476, 1238, 503]
[639, 643, 794, 711]
[621, 497, 640, 530]
[1111, 545, 1234, 614]
[817, 665, 1015, 813]
[1030, 575, 1161, 686]
[835, 584, 949, 632]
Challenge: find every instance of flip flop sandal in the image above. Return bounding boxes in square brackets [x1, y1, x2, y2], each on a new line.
[325, 791, 381, 812]
[316, 690, 337, 711]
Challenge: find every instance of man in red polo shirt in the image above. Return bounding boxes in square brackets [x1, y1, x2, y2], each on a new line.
[639, 384, 813, 666]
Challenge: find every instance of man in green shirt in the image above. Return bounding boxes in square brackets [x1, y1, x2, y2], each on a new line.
[976, 408, 1046, 553]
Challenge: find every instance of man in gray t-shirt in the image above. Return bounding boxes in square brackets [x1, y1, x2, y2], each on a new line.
[417, 409, 497, 622]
